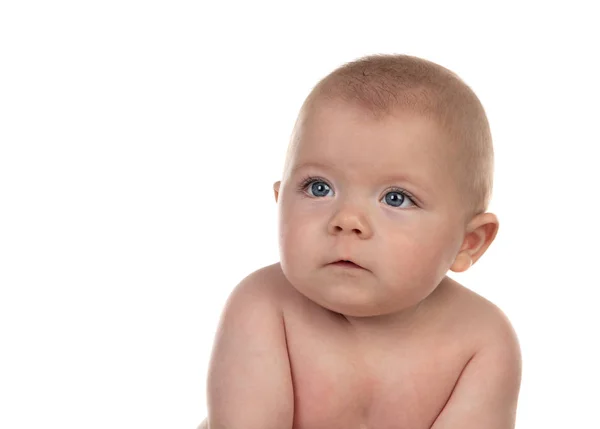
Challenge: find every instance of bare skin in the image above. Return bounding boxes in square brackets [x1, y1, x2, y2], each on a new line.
[201, 100, 520, 428]
[201, 261, 513, 429]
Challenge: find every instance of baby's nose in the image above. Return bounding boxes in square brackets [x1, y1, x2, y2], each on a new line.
[327, 209, 372, 238]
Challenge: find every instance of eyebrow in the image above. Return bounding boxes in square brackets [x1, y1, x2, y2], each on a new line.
[291, 161, 432, 196]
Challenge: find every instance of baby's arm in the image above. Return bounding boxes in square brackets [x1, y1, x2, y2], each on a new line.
[205, 270, 294, 429]
[430, 308, 521, 429]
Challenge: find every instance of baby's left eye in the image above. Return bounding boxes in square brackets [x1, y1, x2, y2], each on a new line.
[382, 190, 415, 208]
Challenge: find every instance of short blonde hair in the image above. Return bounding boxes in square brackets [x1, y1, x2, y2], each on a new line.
[284, 54, 494, 219]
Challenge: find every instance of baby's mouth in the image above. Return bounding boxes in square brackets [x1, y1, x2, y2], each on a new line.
[330, 260, 363, 269]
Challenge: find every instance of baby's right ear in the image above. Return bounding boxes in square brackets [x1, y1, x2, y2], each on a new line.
[273, 181, 281, 202]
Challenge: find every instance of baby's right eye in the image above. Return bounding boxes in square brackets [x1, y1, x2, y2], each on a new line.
[307, 180, 333, 197]
[298, 176, 334, 198]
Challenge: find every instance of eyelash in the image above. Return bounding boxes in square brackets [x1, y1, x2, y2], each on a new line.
[297, 175, 418, 207]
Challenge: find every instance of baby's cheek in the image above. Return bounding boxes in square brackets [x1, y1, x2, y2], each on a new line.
[380, 233, 420, 264]
[280, 225, 313, 271]
[380, 238, 437, 283]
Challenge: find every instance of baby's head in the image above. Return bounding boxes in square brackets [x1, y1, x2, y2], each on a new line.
[273, 54, 498, 319]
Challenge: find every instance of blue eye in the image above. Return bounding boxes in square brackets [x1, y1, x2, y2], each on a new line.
[297, 176, 334, 198]
[383, 190, 414, 208]
[308, 180, 332, 197]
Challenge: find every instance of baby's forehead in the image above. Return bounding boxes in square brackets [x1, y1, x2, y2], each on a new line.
[295, 114, 456, 172]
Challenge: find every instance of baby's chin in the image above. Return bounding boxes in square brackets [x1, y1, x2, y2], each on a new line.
[287, 273, 412, 318]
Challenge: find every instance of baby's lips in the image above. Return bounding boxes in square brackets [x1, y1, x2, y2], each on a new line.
[329, 258, 366, 269]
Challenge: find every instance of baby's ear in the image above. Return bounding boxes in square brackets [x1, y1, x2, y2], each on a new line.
[273, 181, 281, 202]
[450, 212, 499, 273]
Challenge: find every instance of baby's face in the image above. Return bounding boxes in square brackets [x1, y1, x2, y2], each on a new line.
[274, 100, 468, 318]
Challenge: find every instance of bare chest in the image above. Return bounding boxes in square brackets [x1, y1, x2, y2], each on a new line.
[283, 303, 473, 429]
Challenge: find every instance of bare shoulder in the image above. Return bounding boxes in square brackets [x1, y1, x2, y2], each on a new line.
[438, 276, 521, 355]
[243, 262, 303, 308]
[224, 262, 290, 308]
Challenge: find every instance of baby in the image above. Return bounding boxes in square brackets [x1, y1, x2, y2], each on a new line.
[199, 54, 522, 429]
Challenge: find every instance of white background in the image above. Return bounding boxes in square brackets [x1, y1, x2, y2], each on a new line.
[1, 1, 598, 428]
